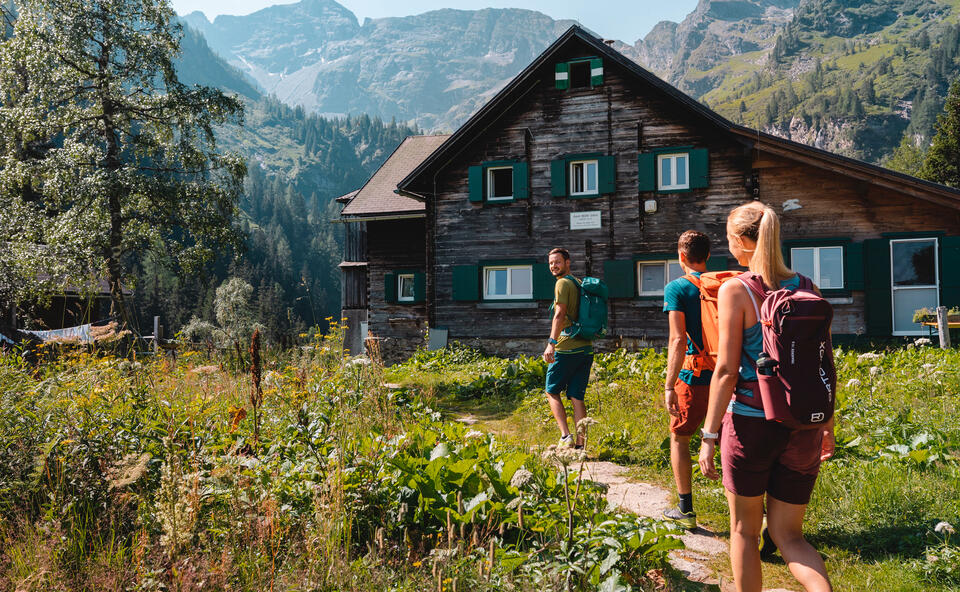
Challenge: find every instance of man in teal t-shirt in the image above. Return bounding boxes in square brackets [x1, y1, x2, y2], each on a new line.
[662, 230, 714, 529]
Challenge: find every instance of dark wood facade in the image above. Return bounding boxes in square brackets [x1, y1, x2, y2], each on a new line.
[343, 26, 960, 360]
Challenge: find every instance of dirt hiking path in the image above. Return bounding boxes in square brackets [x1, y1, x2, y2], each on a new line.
[456, 415, 795, 592]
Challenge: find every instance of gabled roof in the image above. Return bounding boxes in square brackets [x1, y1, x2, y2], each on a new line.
[397, 25, 960, 211]
[341, 134, 450, 218]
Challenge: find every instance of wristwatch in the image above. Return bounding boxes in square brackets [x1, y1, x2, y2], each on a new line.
[701, 429, 719, 441]
[547, 338, 558, 345]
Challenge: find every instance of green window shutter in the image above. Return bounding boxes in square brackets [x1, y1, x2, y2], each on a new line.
[845, 242, 864, 290]
[413, 272, 426, 304]
[532, 263, 556, 300]
[940, 236, 960, 308]
[598, 155, 616, 194]
[452, 265, 479, 301]
[468, 165, 483, 203]
[689, 148, 709, 189]
[863, 238, 892, 336]
[513, 161, 529, 199]
[384, 272, 397, 304]
[550, 159, 567, 197]
[590, 58, 603, 87]
[555, 62, 569, 90]
[604, 259, 636, 298]
[637, 153, 655, 192]
[706, 254, 727, 272]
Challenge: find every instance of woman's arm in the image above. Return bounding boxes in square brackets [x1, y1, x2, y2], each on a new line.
[699, 280, 747, 480]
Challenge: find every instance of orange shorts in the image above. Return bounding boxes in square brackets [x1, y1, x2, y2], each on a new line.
[670, 380, 710, 436]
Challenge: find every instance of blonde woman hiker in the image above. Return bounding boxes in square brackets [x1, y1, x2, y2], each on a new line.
[698, 201, 835, 592]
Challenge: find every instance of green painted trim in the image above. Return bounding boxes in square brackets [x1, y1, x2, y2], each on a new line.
[632, 253, 676, 262]
[481, 159, 520, 168]
[567, 56, 600, 64]
[479, 259, 536, 267]
[649, 146, 694, 154]
[881, 231, 945, 238]
[479, 297, 536, 303]
[563, 153, 604, 162]
[656, 187, 694, 194]
[567, 192, 602, 199]
[784, 238, 851, 246]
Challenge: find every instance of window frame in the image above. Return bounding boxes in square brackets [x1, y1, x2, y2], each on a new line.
[569, 159, 599, 197]
[486, 165, 514, 202]
[657, 153, 690, 191]
[790, 245, 845, 290]
[482, 264, 534, 301]
[636, 259, 683, 297]
[889, 237, 940, 336]
[397, 273, 415, 302]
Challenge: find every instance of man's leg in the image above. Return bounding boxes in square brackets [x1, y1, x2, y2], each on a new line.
[670, 433, 693, 495]
[546, 392, 570, 437]
[766, 497, 832, 591]
[570, 398, 587, 445]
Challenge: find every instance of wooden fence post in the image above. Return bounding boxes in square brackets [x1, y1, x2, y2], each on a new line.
[937, 306, 951, 349]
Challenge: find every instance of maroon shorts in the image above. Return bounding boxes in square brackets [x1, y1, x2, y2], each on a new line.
[670, 380, 709, 437]
[720, 412, 824, 505]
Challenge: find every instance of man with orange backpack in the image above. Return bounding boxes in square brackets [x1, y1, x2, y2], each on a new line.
[662, 230, 718, 529]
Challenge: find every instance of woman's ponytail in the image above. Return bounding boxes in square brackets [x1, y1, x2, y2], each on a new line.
[728, 201, 793, 290]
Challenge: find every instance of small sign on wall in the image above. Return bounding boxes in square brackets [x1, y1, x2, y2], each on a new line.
[570, 210, 601, 230]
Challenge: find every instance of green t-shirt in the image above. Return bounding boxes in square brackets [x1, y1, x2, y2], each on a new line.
[554, 276, 592, 353]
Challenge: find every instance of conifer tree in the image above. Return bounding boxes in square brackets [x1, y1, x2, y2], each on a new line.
[0, 0, 246, 321]
[921, 78, 960, 187]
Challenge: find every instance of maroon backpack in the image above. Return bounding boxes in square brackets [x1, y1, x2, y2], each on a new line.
[734, 272, 836, 429]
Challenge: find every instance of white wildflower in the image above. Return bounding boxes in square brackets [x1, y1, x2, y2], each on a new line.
[857, 352, 882, 363]
[576, 416, 599, 435]
[922, 363, 936, 373]
[608, 382, 620, 391]
[935, 521, 956, 535]
[347, 356, 371, 366]
[464, 430, 485, 440]
[914, 337, 932, 347]
[845, 378, 861, 389]
[869, 366, 882, 377]
[191, 365, 218, 375]
[509, 468, 533, 488]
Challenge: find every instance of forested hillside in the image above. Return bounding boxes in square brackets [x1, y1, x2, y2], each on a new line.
[695, 0, 960, 162]
[129, 28, 417, 341]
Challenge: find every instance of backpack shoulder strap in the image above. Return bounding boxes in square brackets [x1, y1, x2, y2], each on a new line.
[736, 274, 763, 320]
[682, 273, 701, 290]
[795, 273, 814, 291]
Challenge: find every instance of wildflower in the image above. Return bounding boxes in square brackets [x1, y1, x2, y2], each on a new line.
[191, 365, 217, 375]
[510, 468, 533, 488]
[922, 363, 936, 373]
[412, 561, 422, 567]
[464, 430, 485, 440]
[915, 337, 932, 346]
[935, 521, 956, 535]
[869, 366, 881, 377]
[857, 352, 882, 363]
[845, 378, 861, 389]
[608, 382, 620, 390]
[576, 416, 599, 435]
[108, 453, 152, 489]
[347, 357, 371, 366]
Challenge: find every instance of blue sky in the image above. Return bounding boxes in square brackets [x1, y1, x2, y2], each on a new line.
[173, 0, 700, 43]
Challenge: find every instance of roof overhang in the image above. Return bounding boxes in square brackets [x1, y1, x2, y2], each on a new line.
[339, 212, 427, 223]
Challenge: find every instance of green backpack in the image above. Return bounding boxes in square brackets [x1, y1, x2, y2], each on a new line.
[559, 275, 609, 341]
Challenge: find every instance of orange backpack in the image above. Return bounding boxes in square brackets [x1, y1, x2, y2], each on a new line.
[680, 271, 741, 377]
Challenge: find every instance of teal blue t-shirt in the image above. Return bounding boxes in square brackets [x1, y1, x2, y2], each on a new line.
[663, 272, 712, 386]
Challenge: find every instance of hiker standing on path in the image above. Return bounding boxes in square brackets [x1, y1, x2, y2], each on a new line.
[542, 247, 593, 448]
[662, 230, 714, 530]
[698, 201, 835, 592]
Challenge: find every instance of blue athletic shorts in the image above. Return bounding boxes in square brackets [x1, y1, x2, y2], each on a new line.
[545, 351, 594, 400]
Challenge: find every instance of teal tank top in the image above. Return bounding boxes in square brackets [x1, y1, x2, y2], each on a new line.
[729, 274, 801, 417]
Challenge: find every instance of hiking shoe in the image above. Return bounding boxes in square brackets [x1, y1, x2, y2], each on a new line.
[558, 434, 574, 448]
[759, 524, 777, 559]
[662, 507, 697, 530]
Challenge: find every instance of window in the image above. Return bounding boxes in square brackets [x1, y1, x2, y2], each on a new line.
[891, 238, 939, 335]
[570, 61, 591, 88]
[658, 153, 689, 191]
[569, 160, 598, 196]
[791, 246, 844, 289]
[486, 166, 513, 201]
[483, 265, 533, 300]
[397, 274, 415, 302]
[637, 260, 683, 296]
